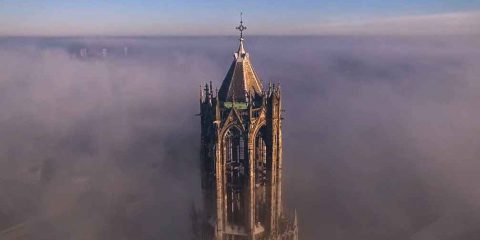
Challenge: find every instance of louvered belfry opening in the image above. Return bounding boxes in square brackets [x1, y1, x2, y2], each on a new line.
[255, 127, 268, 228]
[225, 127, 247, 227]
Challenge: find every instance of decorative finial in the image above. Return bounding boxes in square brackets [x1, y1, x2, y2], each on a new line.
[235, 12, 247, 40]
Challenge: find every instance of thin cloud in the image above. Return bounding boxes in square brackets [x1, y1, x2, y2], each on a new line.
[303, 11, 480, 35]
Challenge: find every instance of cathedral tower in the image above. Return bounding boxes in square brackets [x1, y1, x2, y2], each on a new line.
[197, 17, 298, 240]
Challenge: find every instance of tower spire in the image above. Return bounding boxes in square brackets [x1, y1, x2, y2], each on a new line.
[218, 13, 263, 102]
[235, 12, 247, 56]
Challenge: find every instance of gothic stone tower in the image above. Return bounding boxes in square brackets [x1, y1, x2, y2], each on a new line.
[197, 19, 298, 240]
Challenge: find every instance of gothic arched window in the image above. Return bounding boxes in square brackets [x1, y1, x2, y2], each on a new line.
[224, 126, 246, 226]
[255, 126, 268, 226]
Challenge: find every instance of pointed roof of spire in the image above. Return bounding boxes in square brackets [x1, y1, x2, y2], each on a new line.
[218, 14, 263, 102]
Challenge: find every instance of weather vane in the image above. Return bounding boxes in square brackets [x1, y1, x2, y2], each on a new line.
[235, 12, 247, 39]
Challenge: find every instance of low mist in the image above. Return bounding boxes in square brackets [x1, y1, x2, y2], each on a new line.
[0, 35, 479, 240]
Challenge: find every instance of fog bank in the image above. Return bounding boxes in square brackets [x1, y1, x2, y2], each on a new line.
[0, 36, 479, 239]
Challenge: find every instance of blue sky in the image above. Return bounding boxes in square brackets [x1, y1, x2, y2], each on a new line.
[0, 0, 479, 36]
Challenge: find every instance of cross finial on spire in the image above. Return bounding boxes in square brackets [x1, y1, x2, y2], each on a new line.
[235, 12, 247, 40]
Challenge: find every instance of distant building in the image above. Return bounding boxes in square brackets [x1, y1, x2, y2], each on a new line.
[75, 46, 129, 59]
[196, 18, 298, 240]
[79, 48, 87, 58]
[101, 48, 108, 58]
